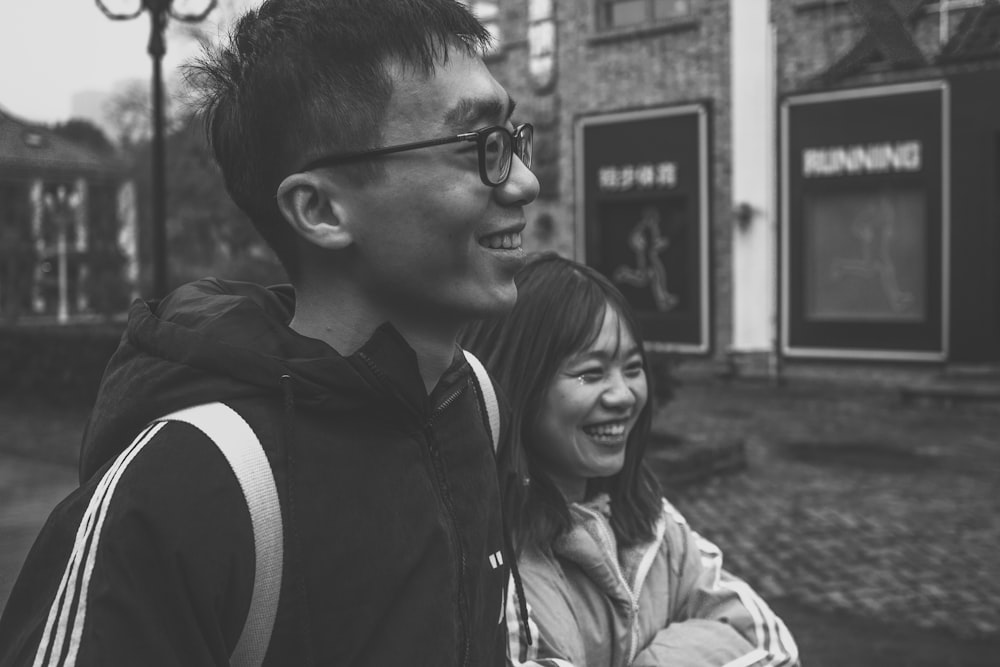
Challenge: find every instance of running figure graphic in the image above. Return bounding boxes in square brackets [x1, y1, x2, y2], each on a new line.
[613, 205, 678, 312]
[828, 197, 914, 314]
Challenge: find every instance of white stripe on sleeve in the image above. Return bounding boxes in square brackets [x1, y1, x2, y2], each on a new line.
[719, 578, 798, 666]
[721, 648, 770, 667]
[33, 422, 166, 667]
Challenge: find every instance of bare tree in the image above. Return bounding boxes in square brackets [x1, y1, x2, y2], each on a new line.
[102, 79, 153, 150]
[102, 77, 190, 150]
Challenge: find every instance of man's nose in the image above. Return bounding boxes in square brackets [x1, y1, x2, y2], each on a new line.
[495, 154, 540, 206]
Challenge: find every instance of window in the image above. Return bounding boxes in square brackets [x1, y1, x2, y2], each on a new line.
[22, 131, 47, 148]
[0, 183, 31, 233]
[925, 0, 986, 43]
[528, 0, 556, 90]
[599, 0, 690, 30]
[460, 1, 502, 52]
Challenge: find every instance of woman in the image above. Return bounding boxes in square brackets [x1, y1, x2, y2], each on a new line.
[463, 254, 798, 667]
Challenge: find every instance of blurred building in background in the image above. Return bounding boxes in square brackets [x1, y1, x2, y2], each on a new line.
[480, 0, 1000, 383]
[0, 107, 137, 323]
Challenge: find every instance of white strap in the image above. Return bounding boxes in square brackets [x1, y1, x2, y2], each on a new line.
[158, 402, 282, 667]
[463, 349, 500, 452]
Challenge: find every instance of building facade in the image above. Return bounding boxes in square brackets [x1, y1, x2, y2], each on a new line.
[0, 108, 137, 323]
[477, 0, 1000, 381]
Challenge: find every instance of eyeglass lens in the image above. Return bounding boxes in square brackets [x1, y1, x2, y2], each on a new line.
[484, 129, 512, 185]
[484, 126, 533, 185]
[518, 126, 533, 172]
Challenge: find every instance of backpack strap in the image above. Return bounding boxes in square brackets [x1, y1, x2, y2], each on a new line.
[462, 349, 500, 452]
[157, 402, 282, 667]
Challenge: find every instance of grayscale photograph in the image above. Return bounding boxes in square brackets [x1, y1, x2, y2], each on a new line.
[0, 1, 998, 665]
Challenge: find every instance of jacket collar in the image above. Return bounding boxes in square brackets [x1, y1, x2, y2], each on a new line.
[552, 495, 667, 608]
[352, 322, 470, 418]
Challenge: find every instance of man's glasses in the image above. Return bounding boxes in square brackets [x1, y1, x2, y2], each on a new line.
[300, 123, 533, 187]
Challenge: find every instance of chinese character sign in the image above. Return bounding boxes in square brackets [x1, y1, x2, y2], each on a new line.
[579, 106, 708, 351]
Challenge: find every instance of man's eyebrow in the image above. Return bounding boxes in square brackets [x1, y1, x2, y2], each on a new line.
[443, 95, 516, 130]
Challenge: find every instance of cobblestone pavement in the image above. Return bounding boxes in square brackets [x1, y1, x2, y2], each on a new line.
[650, 379, 1000, 643]
[2, 383, 998, 655]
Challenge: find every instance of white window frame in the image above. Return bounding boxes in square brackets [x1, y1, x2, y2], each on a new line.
[596, 0, 692, 32]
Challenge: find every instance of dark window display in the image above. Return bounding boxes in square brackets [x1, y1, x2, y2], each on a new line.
[782, 82, 947, 359]
[578, 105, 709, 353]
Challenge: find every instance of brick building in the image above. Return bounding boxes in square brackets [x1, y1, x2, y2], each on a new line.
[0, 107, 137, 323]
[475, 0, 1000, 383]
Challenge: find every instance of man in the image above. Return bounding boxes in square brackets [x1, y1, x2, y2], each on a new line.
[0, 0, 538, 664]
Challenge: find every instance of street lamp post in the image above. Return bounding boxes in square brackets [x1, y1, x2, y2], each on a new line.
[95, 0, 216, 298]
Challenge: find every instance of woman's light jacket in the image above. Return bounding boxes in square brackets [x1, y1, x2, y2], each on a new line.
[506, 495, 799, 667]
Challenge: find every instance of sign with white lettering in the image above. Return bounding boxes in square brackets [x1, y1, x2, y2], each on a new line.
[802, 141, 922, 177]
[577, 105, 709, 353]
[597, 162, 678, 191]
[781, 82, 947, 360]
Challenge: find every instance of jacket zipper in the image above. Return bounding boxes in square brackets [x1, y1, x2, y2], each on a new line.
[359, 353, 474, 666]
[435, 385, 465, 415]
[575, 505, 642, 666]
[628, 512, 666, 610]
[426, 383, 472, 667]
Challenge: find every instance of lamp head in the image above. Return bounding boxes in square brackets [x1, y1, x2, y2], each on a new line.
[95, 0, 216, 22]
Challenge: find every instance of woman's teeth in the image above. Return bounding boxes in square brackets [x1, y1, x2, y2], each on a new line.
[583, 422, 627, 440]
[481, 231, 522, 250]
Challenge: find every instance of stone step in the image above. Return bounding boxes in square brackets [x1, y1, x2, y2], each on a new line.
[644, 430, 746, 489]
[941, 363, 1000, 380]
[898, 376, 1000, 410]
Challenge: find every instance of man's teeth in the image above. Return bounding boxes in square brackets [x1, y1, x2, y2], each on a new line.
[482, 231, 522, 250]
[583, 422, 627, 438]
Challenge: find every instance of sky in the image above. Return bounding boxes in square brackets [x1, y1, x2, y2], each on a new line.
[0, 0, 258, 127]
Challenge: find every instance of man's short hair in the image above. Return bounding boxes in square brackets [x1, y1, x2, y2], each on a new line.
[188, 0, 491, 280]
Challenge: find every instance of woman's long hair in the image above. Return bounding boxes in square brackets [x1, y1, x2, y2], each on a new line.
[462, 253, 662, 552]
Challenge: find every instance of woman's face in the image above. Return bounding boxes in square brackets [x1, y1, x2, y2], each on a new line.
[528, 305, 648, 502]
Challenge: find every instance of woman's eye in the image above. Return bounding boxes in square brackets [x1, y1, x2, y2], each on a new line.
[576, 369, 604, 383]
[624, 361, 645, 378]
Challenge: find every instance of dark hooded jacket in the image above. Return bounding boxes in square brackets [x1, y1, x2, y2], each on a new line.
[0, 279, 510, 667]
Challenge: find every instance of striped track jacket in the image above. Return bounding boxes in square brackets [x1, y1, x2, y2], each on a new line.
[506, 496, 799, 667]
[0, 279, 510, 667]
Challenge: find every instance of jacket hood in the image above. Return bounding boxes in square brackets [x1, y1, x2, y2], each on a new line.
[551, 495, 668, 612]
[79, 278, 419, 481]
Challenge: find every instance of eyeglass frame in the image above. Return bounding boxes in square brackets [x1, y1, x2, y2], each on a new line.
[298, 123, 533, 187]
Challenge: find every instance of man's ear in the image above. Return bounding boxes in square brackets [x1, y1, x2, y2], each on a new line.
[276, 172, 353, 250]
